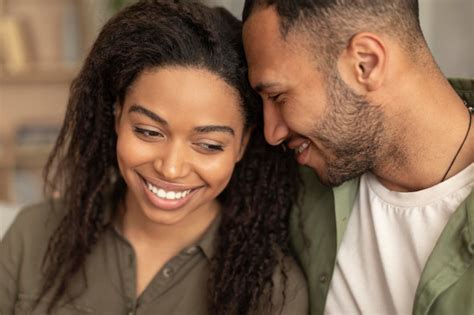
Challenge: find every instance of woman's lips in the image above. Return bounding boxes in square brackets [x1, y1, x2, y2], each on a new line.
[140, 174, 201, 191]
[139, 174, 203, 211]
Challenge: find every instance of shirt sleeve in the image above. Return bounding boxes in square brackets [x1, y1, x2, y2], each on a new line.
[0, 213, 24, 314]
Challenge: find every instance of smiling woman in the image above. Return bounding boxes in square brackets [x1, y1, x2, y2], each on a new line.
[115, 68, 246, 228]
[0, 0, 307, 314]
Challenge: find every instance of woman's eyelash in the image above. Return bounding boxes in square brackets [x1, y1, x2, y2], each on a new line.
[133, 127, 223, 151]
[199, 143, 224, 152]
[133, 127, 163, 137]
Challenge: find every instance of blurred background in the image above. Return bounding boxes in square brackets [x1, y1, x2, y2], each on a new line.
[0, 0, 473, 237]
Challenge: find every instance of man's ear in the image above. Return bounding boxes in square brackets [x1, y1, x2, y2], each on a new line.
[338, 32, 387, 92]
[237, 127, 253, 162]
[114, 103, 123, 134]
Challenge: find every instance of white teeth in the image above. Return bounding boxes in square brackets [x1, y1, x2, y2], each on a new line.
[146, 181, 191, 200]
[296, 142, 309, 154]
[158, 189, 166, 198]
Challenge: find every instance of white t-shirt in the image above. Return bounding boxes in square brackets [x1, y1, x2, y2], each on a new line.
[325, 163, 474, 315]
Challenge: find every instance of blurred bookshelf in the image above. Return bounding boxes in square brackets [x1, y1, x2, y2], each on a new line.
[0, 0, 112, 203]
[0, 0, 237, 204]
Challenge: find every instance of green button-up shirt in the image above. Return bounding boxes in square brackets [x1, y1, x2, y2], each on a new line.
[0, 201, 308, 314]
[290, 78, 474, 315]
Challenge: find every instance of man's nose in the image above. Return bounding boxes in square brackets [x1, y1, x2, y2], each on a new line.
[263, 101, 290, 145]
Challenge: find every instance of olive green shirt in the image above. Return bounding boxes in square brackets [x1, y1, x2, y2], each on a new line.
[0, 201, 308, 314]
[290, 78, 474, 315]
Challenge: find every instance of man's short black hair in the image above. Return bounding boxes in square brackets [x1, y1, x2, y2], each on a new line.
[243, 0, 426, 70]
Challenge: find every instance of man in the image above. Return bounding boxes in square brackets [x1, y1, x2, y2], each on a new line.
[242, 1, 474, 314]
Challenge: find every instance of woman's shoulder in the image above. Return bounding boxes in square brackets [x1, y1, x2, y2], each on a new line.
[269, 255, 309, 315]
[1, 200, 66, 258]
[9, 200, 65, 236]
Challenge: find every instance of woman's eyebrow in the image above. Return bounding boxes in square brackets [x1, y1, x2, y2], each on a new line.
[128, 104, 168, 125]
[194, 125, 234, 136]
[129, 104, 234, 135]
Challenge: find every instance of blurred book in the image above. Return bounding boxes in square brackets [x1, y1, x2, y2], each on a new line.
[14, 124, 60, 168]
[12, 124, 60, 204]
[0, 16, 28, 74]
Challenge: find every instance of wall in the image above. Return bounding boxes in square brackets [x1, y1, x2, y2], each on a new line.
[419, 0, 474, 78]
[205, 0, 474, 78]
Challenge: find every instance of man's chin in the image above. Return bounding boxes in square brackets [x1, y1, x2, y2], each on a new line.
[303, 163, 339, 188]
[316, 172, 344, 188]
[312, 163, 366, 187]
[326, 167, 366, 187]
[302, 151, 366, 187]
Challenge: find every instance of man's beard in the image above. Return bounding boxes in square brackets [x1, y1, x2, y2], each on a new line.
[312, 72, 385, 187]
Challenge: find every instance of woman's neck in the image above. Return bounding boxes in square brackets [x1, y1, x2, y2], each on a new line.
[118, 193, 220, 252]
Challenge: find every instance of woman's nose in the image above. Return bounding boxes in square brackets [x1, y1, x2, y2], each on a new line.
[153, 142, 191, 180]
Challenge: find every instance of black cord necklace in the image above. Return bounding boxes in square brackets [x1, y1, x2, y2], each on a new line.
[441, 101, 473, 182]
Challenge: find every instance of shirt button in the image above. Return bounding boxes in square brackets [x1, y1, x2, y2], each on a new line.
[163, 267, 173, 278]
[319, 272, 328, 284]
[468, 242, 474, 255]
[186, 246, 198, 255]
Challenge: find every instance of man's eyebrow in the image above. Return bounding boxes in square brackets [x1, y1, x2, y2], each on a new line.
[194, 125, 235, 136]
[128, 104, 168, 125]
[254, 82, 279, 93]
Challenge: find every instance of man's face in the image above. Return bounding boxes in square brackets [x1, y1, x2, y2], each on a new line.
[243, 6, 385, 186]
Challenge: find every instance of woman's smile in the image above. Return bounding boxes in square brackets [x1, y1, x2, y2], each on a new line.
[139, 173, 203, 211]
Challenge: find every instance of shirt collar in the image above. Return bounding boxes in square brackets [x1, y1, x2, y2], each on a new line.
[448, 78, 474, 107]
[194, 214, 221, 261]
[105, 193, 221, 261]
[463, 188, 474, 256]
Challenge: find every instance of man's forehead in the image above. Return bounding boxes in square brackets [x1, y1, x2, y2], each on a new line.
[243, 6, 312, 61]
[243, 6, 313, 90]
[243, 7, 281, 49]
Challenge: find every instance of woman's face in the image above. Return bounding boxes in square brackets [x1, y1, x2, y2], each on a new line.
[115, 66, 249, 226]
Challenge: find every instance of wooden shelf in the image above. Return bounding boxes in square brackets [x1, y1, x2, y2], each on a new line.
[0, 66, 80, 84]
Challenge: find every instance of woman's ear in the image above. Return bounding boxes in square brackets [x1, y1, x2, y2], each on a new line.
[338, 32, 387, 92]
[114, 103, 123, 134]
[237, 127, 253, 162]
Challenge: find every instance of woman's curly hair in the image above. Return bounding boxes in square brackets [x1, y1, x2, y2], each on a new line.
[40, 0, 300, 313]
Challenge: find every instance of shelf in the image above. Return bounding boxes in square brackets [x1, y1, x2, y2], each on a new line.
[0, 66, 80, 84]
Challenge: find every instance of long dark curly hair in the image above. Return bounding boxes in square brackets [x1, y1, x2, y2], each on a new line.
[41, 0, 300, 313]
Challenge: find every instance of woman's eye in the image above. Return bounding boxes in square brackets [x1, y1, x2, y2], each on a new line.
[197, 143, 224, 152]
[133, 127, 164, 138]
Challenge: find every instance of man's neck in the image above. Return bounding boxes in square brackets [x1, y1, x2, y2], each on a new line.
[372, 76, 474, 192]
